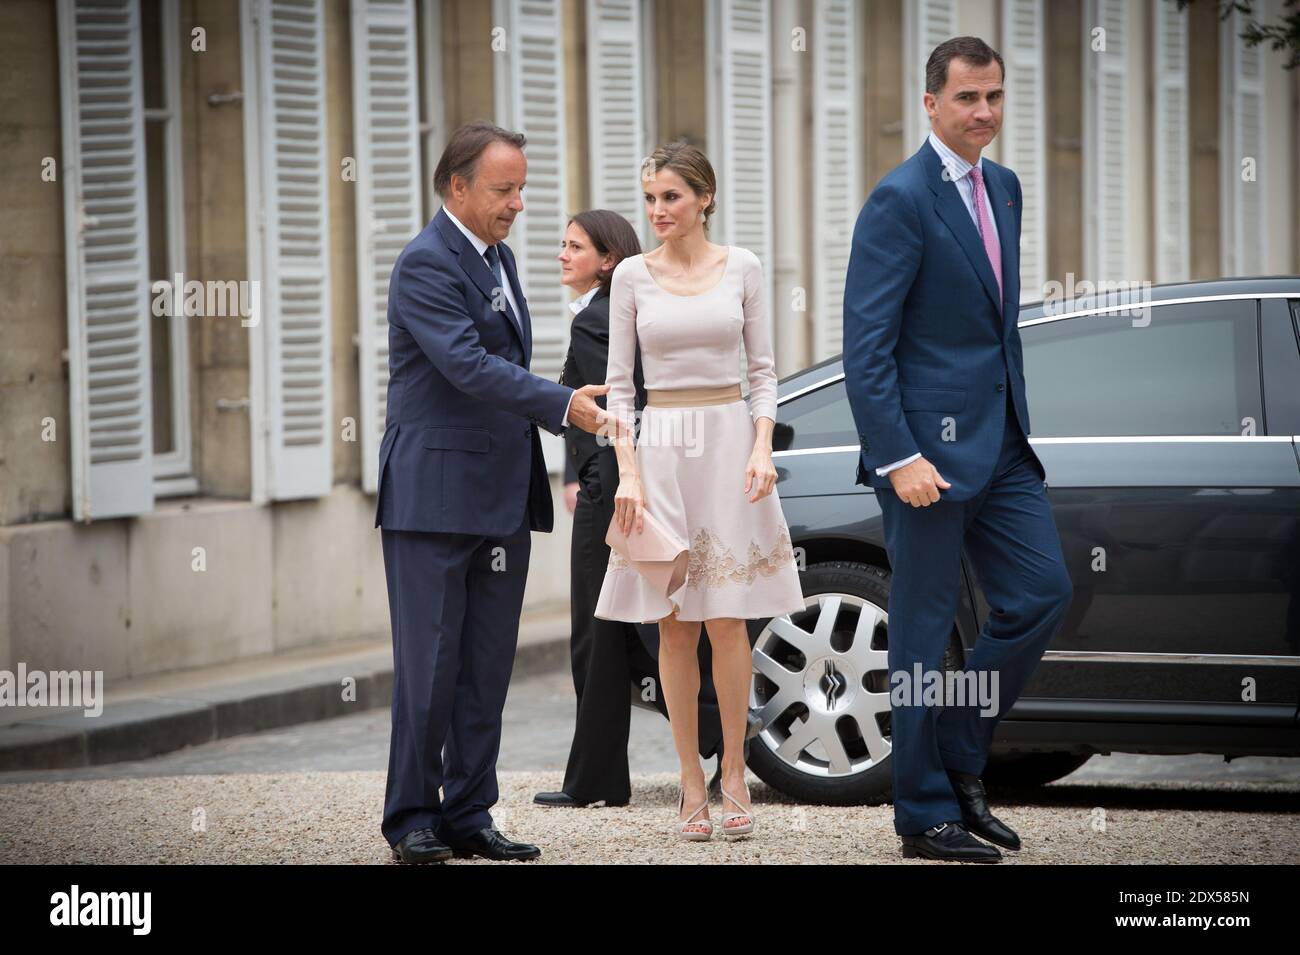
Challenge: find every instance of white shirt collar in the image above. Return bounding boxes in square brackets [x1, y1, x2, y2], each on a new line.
[927, 129, 984, 182]
[569, 284, 600, 316]
[442, 206, 490, 257]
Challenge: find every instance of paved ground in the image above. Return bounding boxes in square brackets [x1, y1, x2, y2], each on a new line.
[1, 668, 1297, 864]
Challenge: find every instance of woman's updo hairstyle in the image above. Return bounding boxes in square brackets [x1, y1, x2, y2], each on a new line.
[642, 141, 718, 232]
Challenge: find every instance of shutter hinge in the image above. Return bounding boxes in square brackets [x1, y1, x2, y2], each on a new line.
[206, 89, 244, 108]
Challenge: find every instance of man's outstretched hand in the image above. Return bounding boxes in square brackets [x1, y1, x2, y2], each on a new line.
[888, 456, 952, 507]
[566, 383, 624, 439]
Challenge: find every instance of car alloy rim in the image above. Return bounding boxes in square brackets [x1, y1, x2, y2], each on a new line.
[749, 592, 892, 778]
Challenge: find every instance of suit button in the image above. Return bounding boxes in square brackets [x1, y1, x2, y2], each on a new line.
[995, 383, 1005, 392]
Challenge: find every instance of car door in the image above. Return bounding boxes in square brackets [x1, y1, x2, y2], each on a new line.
[1011, 296, 1300, 725]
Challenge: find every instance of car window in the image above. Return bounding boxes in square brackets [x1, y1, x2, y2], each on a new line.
[1020, 299, 1262, 437]
[774, 379, 856, 451]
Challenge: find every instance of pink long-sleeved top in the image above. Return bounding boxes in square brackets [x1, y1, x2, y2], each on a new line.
[604, 245, 779, 431]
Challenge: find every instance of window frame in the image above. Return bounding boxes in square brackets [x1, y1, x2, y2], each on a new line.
[145, 0, 196, 497]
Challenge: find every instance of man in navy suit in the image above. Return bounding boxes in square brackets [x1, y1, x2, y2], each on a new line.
[843, 38, 1073, 862]
[377, 122, 616, 863]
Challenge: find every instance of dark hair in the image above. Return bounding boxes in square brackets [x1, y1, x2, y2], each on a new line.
[642, 141, 718, 233]
[568, 210, 642, 296]
[433, 121, 527, 198]
[925, 36, 1005, 95]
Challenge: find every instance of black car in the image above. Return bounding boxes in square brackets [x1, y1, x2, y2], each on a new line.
[733, 277, 1300, 805]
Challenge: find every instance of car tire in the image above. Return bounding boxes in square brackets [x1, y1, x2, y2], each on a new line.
[744, 560, 963, 807]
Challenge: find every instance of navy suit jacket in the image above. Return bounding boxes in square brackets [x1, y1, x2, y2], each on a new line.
[843, 137, 1043, 502]
[375, 207, 573, 536]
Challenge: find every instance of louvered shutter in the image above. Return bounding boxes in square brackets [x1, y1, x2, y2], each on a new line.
[902, 0, 957, 152]
[57, 0, 155, 521]
[586, 0, 647, 245]
[243, 0, 333, 500]
[1083, 0, 1129, 284]
[707, 0, 773, 288]
[492, 0, 568, 381]
[811, 0, 859, 361]
[1000, 0, 1046, 303]
[1154, 2, 1189, 283]
[1220, 5, 1265, 277]
[706, 0, 773, 390]
[351, 0, 422, 494]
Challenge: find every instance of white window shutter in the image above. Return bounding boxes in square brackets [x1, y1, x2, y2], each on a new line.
[57, 0, 155, 521]
[903, 0, 958, 153]
[243, 0, 334, 501]
[706, 0, 773, 392]
[586, 0, 648, 246]
[1219, 5, 1265, 278]
[707, 0, 773, 290]
[1000, 0, 1046, 304]
[1083, 0, 1129, 284]
[812, 0, 860, 361]
[492, 0, 569, 383]
[351, 0, 422, 494]
[1153, 1, 1189, 283]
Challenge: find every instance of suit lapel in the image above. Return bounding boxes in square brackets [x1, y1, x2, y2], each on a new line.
[497, 242, 532, 364]
[433, 208, 528, 357]
[922, 140, 1004, 319]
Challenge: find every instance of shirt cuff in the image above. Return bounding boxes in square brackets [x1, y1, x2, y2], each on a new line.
[561, 390, 575, 428]
[876, 452, 921, 476]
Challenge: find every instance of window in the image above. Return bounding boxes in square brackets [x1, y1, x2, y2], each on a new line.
[141, 0, 195, 496]
[1020, 299, 1262, 437]
[774, 380, 857, 452]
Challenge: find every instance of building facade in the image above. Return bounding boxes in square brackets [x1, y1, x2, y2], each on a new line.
[2, 0, 1298, 680]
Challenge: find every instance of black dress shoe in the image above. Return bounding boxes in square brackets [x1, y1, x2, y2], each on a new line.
[900, 821, 1002, 862]
[947, 770, 1021, 851]
[533, 790, 629, 808]
[449, 826, 542, 861]
[390, 827, 453, 864]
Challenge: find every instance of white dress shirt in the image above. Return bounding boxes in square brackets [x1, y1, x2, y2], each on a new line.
[442, 206, 575, 428]
[569, 284, 600, 316]
[874, 131, 999, 478]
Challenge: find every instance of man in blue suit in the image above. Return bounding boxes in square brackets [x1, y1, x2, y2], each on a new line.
[843, 38, 1073, 862]
[377, 122, 616, 863]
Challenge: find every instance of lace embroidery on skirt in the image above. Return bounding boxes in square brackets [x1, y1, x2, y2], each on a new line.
[606, 526, 794, 587]
[686, 527, 795, 589]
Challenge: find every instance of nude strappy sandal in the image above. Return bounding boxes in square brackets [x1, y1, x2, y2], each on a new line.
[676, 788, 713, 842]
[720, 781, 755, 839]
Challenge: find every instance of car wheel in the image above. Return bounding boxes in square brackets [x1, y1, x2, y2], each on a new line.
[984, 752, 1092, 790]
[744, 560, 963, 806]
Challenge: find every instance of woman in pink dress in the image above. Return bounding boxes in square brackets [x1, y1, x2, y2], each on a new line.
[594, 142, 805, 841]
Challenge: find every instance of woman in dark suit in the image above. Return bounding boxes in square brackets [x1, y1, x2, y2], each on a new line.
[535, 210, 723, 808]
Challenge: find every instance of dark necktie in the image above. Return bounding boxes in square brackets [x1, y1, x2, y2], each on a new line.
[483, 244, 520, 332]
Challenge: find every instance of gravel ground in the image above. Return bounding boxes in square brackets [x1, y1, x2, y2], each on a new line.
[2, 769, 1296, 864]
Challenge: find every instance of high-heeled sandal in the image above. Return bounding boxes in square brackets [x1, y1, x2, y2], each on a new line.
[720, 781, 755, 839]
[676, 789, 713, 842]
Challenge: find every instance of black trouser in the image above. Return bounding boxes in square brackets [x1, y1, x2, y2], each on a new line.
[562, 453, 724, 802]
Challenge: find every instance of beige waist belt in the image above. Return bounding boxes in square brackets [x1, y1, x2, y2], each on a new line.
[645, 383, 743, 407]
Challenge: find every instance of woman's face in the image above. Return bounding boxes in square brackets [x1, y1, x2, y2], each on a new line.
[642, 167, 709, 241]
[557, 222, 610, 291]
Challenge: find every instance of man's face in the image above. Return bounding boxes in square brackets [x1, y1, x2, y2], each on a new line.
[448, 141, 527, 244]
[925, 56, 1003, 161]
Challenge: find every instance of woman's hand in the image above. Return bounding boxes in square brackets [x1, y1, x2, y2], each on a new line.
[614, 473, 646, 535]
[745, 447, 777, 502]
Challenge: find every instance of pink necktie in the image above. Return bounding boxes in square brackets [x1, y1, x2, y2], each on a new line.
[967, 165, 1002, 304]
